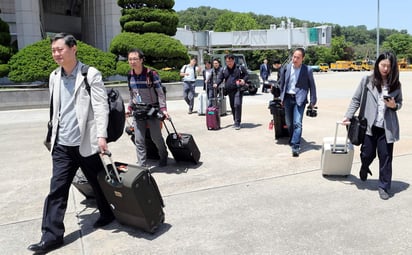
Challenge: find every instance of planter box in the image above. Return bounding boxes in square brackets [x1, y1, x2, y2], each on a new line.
[0, 82, 184, 111]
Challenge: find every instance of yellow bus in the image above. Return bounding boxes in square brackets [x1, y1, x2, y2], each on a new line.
[330, 61, 351, 71]
[350, 61, 363, 71]
[362, 60, 374, 71]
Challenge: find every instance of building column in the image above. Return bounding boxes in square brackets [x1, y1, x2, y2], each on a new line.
[14, 0, 42, 49]
[82, 0, 121, 52]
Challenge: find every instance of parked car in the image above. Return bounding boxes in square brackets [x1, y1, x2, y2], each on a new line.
[309, 65, 321, 72]
[319, 63, 329, 72]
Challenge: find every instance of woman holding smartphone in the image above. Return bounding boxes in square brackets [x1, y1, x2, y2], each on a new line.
[342, 52, 403, 200]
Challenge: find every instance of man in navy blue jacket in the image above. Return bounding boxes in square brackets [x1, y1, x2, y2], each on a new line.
[260, 59, 270, 92]
[279, 48, 317, 157]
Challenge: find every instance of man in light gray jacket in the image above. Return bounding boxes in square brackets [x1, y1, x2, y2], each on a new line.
[28, 33, 114, 254]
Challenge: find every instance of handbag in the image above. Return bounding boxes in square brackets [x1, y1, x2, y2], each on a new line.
[347, 82, 368, 146]
[43, 93, 53, 151]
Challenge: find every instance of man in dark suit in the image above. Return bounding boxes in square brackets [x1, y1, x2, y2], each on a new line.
[279, 48, 317, 157]
[260, 59, 270, 92]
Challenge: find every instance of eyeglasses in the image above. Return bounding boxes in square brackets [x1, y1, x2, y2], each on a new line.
[128, 58, 141, 62]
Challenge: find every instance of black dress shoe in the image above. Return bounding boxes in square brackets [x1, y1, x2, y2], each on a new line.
[27, 239, 63, 253]
[93, 215, 115, 228]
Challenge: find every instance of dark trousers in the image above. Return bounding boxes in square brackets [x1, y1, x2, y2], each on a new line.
[183, 81, 196, 111]
[133, 117, 168, 166]
[283, 94, 305, 148]
[41, 144, 113, 242]
[228, 90, 243, 125]
[261, 77, 268, 92]
[361, 126, 394, 190]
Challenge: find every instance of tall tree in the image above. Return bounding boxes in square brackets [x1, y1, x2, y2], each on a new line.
[214, 12, 258, 32]
[382, 33, 412, 60]
[0, 17, 13, 64]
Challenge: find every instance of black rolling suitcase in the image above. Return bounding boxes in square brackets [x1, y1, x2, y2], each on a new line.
[268, 99, 289, 139]
[97, 151, 165, 234]
[163, 119, 201, 164]
[72, 169, 95, 199]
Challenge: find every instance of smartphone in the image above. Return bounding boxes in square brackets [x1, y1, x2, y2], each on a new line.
[383, 95, 391, 101]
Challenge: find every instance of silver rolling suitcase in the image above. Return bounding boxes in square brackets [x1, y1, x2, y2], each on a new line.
[218, 95, 227, 116]
[197, 92, 207, 115]
[321, 122, 354, 177]
[209, 95, 227, 116]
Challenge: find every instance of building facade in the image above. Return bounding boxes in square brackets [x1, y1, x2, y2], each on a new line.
[0, 0, 121, 51]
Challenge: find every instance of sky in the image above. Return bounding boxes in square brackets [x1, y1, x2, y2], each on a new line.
[174, 0, 411, 34]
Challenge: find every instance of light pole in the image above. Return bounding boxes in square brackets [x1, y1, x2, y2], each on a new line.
[376, 0, 380, 59]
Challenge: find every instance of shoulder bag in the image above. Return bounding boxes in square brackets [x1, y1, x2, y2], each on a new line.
[347, 80, 368, 146]
[44, 92, 53, 151]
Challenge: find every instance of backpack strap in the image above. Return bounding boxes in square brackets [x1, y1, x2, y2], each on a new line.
[127, 70, 133, 90]
[146, 68, 160, 102]
[81, 64, 90, 95]
[183, 65, 197, 79]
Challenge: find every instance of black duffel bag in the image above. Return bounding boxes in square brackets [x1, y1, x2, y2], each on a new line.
[347, 116, 367, 146]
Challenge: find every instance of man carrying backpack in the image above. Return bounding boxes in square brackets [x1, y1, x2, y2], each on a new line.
[28, 33, 114, 254]
[126, 48, 169, 168]
[180, 57, 201, 114]
[216, 54, 249, 130]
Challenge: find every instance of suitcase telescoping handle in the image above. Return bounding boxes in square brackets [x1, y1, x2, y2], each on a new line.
[163, 118, 184, 147]
[163, 118, 178, 136]
[213, 87, 218, 107]
[333, 121, 349, 153]
[99, 151, 122, 184]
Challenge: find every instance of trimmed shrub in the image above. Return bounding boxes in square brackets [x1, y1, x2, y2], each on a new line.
[120, 8, 178, 36]
[117, 0, 175, 10]
[116, 60, 180, 82]
[157, 69, 180, 83]
[0, 64, 9, 77]
[8, 38, 117, 82]
[116, 60, 131, 76]
[110, 32, 188, 70]
[0, 45, 12, 64]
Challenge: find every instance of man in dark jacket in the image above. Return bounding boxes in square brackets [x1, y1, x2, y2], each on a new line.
[260, 59, 270, 92]
[279, 48, 317, 157]
[216, 54, 249, 130]
[207, 58, 223, 107]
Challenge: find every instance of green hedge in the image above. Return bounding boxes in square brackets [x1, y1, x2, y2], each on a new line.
[0, 45, 12, 64]
[0, 64, 9, 77]
[116, 60, 181, 83]
[7, 38, 117, 82]
[117, 0, 175, 10]
[120, 8, 178, 36]
[110, 32, 188, 70]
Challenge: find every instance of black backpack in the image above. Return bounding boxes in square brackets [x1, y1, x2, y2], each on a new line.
[81, 65, 125, 143]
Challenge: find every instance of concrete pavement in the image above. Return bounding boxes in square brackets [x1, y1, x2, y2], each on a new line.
[1, 71, 412, 254]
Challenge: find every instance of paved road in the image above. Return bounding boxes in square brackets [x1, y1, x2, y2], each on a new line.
[1, 72, 412, 254]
